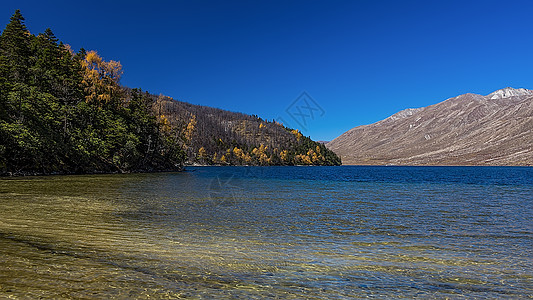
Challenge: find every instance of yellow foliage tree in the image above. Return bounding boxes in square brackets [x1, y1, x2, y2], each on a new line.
[280, 150, 289, 163]
[224, 148, 232, 163]
[291, 129, 302, 141]
[185, 115, 197, 142]
[233, 147, 243, 157]
[258, 143, 267, 154]
[307, 149, 318, 163]
[233, 147, 244, 163]
[198, 147, 207, 160]
[81, 50, 123, 105]
[158, 114, 171, 132]
[259, 153, 270, 165]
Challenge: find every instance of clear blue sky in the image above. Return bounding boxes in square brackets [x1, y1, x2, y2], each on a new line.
[2, 0, 533, 141]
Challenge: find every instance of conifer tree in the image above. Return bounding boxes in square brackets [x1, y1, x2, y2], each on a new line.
[0, 10, 31, 84]
[31, 28, 61, 92]
[0, 51, 9, 121]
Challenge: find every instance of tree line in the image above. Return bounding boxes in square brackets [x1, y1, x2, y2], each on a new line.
[0, 10, 340, 175]
[0, 10, 185, 174]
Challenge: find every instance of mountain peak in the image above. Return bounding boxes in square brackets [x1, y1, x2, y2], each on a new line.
[328, 87, 533, 166]
[487, 87, 533, 99]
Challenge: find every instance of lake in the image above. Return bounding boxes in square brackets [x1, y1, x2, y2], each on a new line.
[0, 166, 532, 298]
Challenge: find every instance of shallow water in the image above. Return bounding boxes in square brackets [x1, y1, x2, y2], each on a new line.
[0, 166, 532, 298]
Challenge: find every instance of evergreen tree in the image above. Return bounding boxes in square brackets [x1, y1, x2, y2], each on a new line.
[0, 9, 31, 84]
[0, 53, 9, 121]
[31, 28, 61, 93]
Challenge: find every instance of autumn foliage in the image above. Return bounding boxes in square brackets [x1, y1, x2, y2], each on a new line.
[0, 10, 186, 174]
[153, 94, 341, 166]
[0, 10, 340, 174]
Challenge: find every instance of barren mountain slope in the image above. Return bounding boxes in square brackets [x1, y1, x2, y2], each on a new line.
[327, 88, 533, 166]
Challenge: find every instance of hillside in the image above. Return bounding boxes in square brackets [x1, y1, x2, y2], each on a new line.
[327, 87, 533, 166]
[141, 91, 341, 166]
[0, 10, 340, 175]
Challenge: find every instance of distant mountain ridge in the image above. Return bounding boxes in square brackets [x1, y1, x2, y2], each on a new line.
[327, 87, 533, 166]
[150, 93, 342, 166]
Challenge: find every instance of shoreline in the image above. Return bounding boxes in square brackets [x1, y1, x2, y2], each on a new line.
[0, 167, 184, 178]
[339, 163, 533, 167]
[2, 163, 531, 178]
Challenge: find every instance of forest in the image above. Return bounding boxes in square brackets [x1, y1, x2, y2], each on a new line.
[0, 10, 340, 175]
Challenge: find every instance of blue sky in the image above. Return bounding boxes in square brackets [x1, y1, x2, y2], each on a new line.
[2, 0, 533, 141]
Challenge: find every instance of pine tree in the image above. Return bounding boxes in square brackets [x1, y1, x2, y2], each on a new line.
[31, 28, 61, 92]
[0, 10, 31, 84]
[0, 52, 9, 121]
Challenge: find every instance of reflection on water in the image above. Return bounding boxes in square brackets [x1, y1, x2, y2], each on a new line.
[0, 166, 532, 298]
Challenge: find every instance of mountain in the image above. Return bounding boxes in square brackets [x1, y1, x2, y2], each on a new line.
[147, 92, 341, 166]
[327, 88, 533, 166]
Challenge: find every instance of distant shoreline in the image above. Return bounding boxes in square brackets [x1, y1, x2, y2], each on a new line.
[0, 167, 184, 177]
[4, 163, 532, 177]
[0, 164, 334, 177]
[339, 163, 532, 167]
